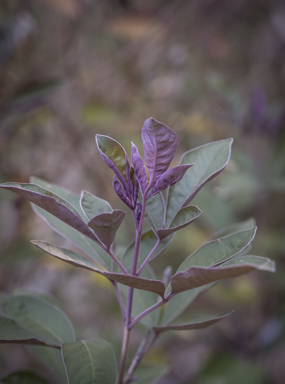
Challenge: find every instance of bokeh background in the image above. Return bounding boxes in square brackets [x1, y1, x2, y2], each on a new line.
[0, 0, 285, 383]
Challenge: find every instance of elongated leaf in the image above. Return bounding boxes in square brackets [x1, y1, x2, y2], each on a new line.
[153, 311, 233, 333]
[88, 210, 126, 249]
[96, 134, 129, 192]
[80, 190, 112, 221]
[62, 338, 117, 384]
[122, 230, 174, 270]
[131, 142, 147, 193]
[157, 206, 202, 239]
[159, 284, 213, 325]
[145, 193, 165, 232]
[142, 118, 178, 186]
[0, 183, 98, 243]
[31, 241, 165, 297]
[148, 164, 193, 198]
[210, 218, 256, 240]
[160, 228, 256, 325]
[1, 371, 49, 384]
[0, 316, 56, 347]
[223, 255, 276, 269]
[179, 227, 257, 271]
[31, 240, 103, 272]
[1, 294, 75, 346]
[171, 257, 275, 294]
[31, 176, 83, 217]
[112, 176, 133, 209]
[166, 138, 233, 226]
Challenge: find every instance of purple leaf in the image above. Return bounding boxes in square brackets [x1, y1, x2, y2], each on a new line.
[96, 134, 130, 194]
[88, 209, 126, 249]
[142, 118, 179, 186]
[131, 142, 147, 193]
[31, 241, 166, 296]
[0, 183, 99, 243]
[147, 164, 193, 199]
[112, 176, 133, 209]
[170, 258, 275, 294]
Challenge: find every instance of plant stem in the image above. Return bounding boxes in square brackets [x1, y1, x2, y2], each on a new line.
[124, 331, 159, 384]
[112, 281, 126, 322]
[117, 326, 131, 384]
[129, 298, 168, 330]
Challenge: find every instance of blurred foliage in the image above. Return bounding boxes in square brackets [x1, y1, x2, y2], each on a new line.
[0, 0, 285, 382]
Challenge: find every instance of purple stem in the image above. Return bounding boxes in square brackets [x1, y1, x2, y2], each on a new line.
[129, 298, 167, 330]
[136, 238, 161, 276]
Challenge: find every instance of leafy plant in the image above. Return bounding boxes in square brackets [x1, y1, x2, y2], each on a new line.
[0, 118, 275, 384]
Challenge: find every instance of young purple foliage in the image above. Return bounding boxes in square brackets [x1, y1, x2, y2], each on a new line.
[141, 117, 179, 187]
[0, 117, 275, 384]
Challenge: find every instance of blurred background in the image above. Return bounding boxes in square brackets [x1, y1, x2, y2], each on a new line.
[0, 0, 285, 383]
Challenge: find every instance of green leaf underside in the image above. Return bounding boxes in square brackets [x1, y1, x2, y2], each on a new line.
[29, 345, 68, 384]
[210, 218, 256, 240]
[62, 339, 117, 384]
[179, 228, 257, 271]
[31, 176, 84, 219]
[29, 177, 111, 268]
[0, 316, 54, 347]
[80, 190, 112, 221]
[1, 371, 49, 384]
[31, 241, 165, 297]
[96, 135, 128, 180]
[166, 138, 233, 227]
[133, 364, 167, 384]
[145, 193, 165, 231]
[157, 205, 202, 239]
[122, 230, 174, 270]
[153, 311, 233, 333]
[0, 182, 98, 243]
[160, 284, 213, 325]
[171, 256, 275, 294]
[160, 227, 257, 324]
[1, 294, 75, 346]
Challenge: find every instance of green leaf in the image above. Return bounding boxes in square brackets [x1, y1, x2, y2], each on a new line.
[0, 316, 54, 347]
[166, 138, 233, 227]
[157, 206, 202, 239]
[160, 228, 257, 325]
[1, 294, 75, 346]
[88, 210, 126, 249]
[122, 230, 174, 270]
[31, 241, 166, 297]
[1, 371, 49, 384]
[62, 338, 117, 384]
[133, 364, 167, 384]
[145, 193, 165, 232]
[0, 182, 98, 243]
[80, 190, 112, 221]
[29, 345, 68, 384]
[179, 228, 257, 271]
[159, 284, 213, 325]
[170, 257, 275, 294]
[153, 311, 233, 333]
[29, 180, 110, 269]
[223, 255, 276, 270]
[210, 218, 256, 240]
